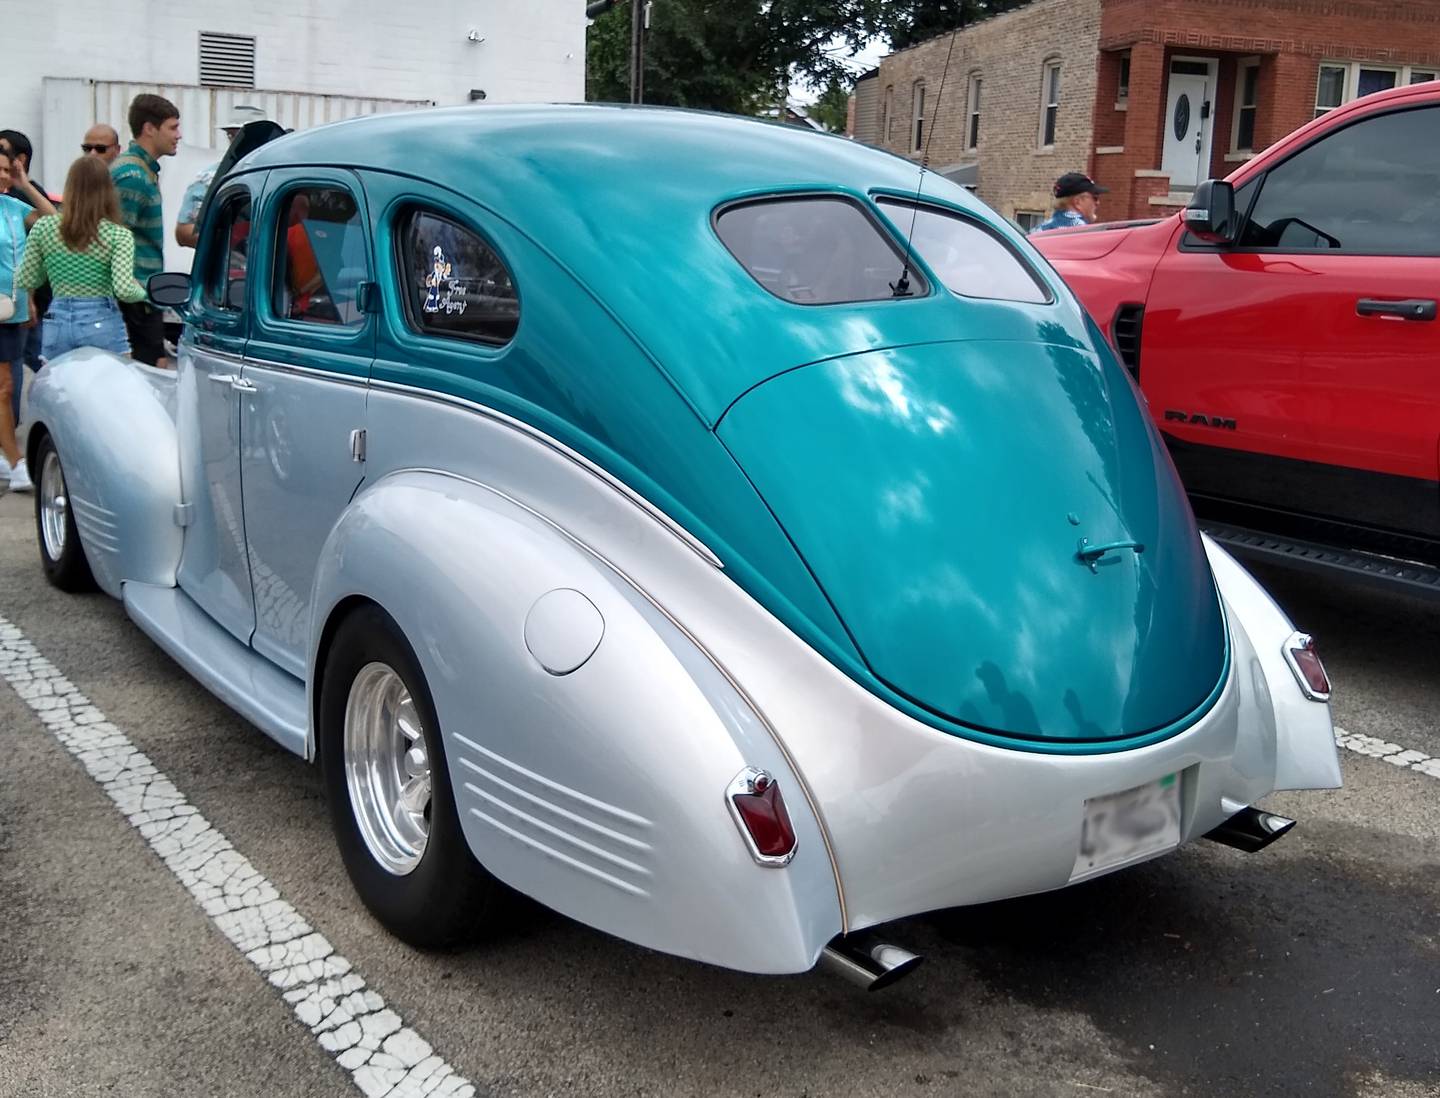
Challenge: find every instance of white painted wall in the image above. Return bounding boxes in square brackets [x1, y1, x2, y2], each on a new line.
[4, 0, 586, 175]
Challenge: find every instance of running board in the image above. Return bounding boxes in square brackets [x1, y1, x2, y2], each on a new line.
[122, 582, 309, 759]
[1202, 521, 1440, 601]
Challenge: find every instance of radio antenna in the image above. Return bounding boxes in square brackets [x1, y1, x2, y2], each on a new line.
[891, 10, 964, 297]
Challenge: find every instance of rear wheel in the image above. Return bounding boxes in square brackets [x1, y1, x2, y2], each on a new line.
[319, 603, 504, 947]
[34, 434, 96, 592]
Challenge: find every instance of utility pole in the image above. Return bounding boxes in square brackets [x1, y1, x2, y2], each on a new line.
[586, 0, 647, 104]
[628, 0, 647, 103]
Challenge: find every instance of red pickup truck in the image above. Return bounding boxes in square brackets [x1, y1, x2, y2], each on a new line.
[1033, 81, 1439, 599]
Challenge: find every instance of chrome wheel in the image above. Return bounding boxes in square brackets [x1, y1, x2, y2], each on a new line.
[343, 661, 431, 875]
[39, 449, 68, 562]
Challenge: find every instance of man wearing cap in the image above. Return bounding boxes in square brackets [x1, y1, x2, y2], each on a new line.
[174, 105, 266, 248]
[1033, 172, 1108, 233]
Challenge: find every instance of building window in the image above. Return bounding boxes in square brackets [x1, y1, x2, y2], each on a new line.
[1014, 210, 1045, 234]
[199, 31, 257, 89]
[912, 81, 927, 151]
[1117, 52, 1131, 101]
[882, 85, 894, 145]
[966, 73, 982, 150]
[1040, 60, 1061, 148]
[1315, 61, 1434, 116]
[1233, 59, 1260, 152]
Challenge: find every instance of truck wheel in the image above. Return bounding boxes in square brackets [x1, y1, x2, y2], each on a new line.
[34, 434, 96, 592]
[320, 603, 505, 948]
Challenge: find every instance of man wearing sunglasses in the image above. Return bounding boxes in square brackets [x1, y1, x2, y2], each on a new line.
[81, 124, 121, 164]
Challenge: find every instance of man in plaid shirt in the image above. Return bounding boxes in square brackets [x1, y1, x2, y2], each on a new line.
[112, 94, 181, 367]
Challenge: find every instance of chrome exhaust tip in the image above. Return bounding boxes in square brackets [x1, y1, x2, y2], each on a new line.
[818, 934, 923, 992]
[1203, 806, 1295, 853]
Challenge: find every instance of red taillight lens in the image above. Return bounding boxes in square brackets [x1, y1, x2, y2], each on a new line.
[1284, 632, 1330, 701]
[728, 769, 797, 864]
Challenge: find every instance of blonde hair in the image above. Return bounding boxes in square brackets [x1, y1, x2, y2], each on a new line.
[59, 156, 122, 251]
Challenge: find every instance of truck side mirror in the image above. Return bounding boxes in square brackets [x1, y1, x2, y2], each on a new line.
[1183, 180, 1238, 245]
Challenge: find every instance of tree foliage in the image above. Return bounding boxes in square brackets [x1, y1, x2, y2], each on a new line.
[807, 77, 852, 132]
[586, 1, 894, 114]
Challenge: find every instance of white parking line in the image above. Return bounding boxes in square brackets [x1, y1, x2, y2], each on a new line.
[1335, 725, 1440, 780]
[0, 616, 475, 1098]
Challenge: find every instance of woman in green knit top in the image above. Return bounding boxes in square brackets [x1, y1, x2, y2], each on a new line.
[16, 155, 147, 362]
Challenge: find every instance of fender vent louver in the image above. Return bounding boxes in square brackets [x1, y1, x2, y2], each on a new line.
[1111, 304, 1144, 380]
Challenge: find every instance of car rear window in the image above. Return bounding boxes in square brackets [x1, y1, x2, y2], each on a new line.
[715, 196, 925, 305]
[876, 198, 1051, 304]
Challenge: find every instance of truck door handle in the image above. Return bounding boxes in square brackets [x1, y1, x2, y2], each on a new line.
[1356, 298, 1436, 321]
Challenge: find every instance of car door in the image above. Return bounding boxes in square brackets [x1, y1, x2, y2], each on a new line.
[177, 180, 261, 644]
[239, 170, 374, 679]
[1144, 102, 1440, 544]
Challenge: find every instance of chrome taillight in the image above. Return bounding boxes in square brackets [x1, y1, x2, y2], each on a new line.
[1283, 632, 1330, 702]
[726, 767, 797, 866]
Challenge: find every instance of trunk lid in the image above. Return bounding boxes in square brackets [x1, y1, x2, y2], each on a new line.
[717, 337, 1225, 743]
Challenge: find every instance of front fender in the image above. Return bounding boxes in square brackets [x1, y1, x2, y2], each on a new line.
[27, 351, 182, 598]
[310, 469, 843, 974]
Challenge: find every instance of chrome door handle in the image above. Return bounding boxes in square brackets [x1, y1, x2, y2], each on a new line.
[208, 373, 239, 385]
[229, 378, 258, 393]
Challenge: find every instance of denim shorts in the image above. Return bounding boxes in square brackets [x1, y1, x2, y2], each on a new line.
[42, 296, 132, 361]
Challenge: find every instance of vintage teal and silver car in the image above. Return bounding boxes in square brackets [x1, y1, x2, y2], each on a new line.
[26, 105, 1341, 987]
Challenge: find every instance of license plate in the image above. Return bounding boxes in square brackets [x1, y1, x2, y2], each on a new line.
[1072, 773, 1181, 881]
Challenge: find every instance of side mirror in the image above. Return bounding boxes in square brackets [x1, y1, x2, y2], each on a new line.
[1183, 180, 1238, 246]
[147, 272, 193, 310]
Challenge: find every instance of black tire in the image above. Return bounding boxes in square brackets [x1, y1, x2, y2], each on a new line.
[33, 433, 97, 593]
[319, 603, 504, 948]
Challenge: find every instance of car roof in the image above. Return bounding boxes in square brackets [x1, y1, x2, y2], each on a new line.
[241, 104, 1040, 424]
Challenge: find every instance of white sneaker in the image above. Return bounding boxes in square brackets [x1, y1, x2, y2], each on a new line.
[8, 458, 33, 493]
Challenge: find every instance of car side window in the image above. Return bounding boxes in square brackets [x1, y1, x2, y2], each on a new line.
[273, 186, 369, 326]
[399, 209, 519, 346]
[204, 194, 252, 313]
[1238, 106, 1440, 254]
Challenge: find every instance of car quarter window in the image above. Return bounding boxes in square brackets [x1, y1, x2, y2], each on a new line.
[398, 209, 519, 345]
[204, 193, 252, 313]
[714, 196, 926, 305]
[272, 186, 369, 327]
[1237, 106, 1440, 254]
[875, 198, 1050, 304]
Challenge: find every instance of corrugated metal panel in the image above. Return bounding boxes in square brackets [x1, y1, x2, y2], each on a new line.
[41, 77, 435, 274]
[198, 32, 257, 89]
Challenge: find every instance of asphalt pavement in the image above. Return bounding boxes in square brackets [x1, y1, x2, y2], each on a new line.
[0, 481, 1436, 1098]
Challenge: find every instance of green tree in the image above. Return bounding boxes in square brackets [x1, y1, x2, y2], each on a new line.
[807, 77, 852, 133]
[586, 1, 894, 114]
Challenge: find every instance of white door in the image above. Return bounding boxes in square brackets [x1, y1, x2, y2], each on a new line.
[1161, 62, 1214, 189]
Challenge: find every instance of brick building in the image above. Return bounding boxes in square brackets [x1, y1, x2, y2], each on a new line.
[853, 0, 1440, 224]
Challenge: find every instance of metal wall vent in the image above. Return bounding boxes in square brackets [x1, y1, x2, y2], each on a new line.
[199, 32, 257, 88]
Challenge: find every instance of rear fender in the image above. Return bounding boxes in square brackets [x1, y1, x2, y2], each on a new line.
[310, 469, 843, 974]
[1204, 535, 1343, 791]
[26, 351, 182, 598]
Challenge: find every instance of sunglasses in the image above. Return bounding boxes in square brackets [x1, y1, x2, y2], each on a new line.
[81, 143, 115, 154]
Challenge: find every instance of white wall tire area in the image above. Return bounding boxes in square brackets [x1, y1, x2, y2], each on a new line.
[33, 433, 96, 593]
[319, 603, 506, 948]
